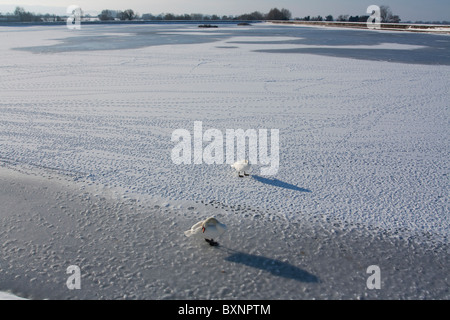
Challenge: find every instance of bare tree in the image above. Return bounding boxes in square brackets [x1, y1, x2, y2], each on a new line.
[337, 14, 349, 22]
[380, 5, 390, 22]
[99, 10, 114, 21]
[191, 13, 204, 20]
[380, 5, 401, 23]
[266, 8, 291, 20]
[238, 11, 264, 20]
[281, 8, 292, 20]
[121, 9, 136, 20]
[14, 6, 34, 22]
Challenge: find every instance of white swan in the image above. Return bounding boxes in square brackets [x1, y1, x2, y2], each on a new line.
[184, 217, 227, 246]
[231, 159, 251, 177]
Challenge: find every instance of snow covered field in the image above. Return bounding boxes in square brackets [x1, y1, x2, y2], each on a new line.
[0, 23, 449, 299]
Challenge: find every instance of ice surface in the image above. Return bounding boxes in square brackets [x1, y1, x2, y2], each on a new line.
[0, 23, 449, 299]
[0, 167, 448, 299]
[0, 291, 27, 300]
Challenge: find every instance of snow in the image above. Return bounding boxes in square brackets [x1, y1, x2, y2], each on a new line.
[407, 26, 450, 33]
[0, 291, 27, 300]
[0, 23, 449, 299]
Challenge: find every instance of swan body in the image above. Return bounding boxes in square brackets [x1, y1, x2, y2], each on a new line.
[231, 159, 251, 177]
[185, 217, 227, 245]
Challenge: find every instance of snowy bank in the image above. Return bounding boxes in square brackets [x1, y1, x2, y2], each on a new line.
[0, 291, 27, 300]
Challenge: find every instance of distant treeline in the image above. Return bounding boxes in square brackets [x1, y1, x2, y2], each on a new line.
[99, 7, 292, 21]
[0, 7, 292, 22]
[295, 6, 402, 23]
[0, 6, 64, 22]
[1, 6, 449, 25]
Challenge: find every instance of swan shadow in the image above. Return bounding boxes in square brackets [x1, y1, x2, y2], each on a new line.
[251, 175, 312, 193]
[222, 249, 319, 283]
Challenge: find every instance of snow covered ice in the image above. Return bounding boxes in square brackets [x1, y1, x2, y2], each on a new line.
[0, 23, 449, 300]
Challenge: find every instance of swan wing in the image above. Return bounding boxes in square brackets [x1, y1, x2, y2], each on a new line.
[184, 220, 204, 237]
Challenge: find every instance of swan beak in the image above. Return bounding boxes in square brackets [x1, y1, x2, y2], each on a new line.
[202, 226, 206, 233]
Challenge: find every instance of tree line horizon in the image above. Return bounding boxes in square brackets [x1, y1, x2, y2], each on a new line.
[1, 6, 449, 25]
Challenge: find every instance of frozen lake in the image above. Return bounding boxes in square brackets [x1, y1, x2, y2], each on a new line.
[0, 23, 449, 299]
[12, 23, 450, 65]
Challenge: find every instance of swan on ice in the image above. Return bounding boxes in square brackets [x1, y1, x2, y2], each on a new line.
[184, 217, 227, 246]
[231, 159, 251, 177]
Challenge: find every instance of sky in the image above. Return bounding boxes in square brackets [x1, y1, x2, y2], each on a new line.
[0, 0, 449, 22]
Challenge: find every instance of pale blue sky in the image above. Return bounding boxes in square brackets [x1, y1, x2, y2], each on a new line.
[0, 0, 449, 21]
